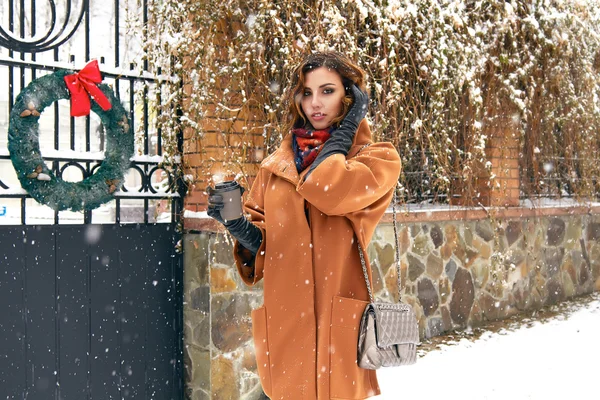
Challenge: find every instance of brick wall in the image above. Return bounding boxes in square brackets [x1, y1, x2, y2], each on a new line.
[484, 114, 520, 207]
[182, 76, 265, 213]
[451, 112, 521, 208]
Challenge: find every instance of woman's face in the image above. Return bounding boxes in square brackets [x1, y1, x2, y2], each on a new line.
[300, 67, 345, 130]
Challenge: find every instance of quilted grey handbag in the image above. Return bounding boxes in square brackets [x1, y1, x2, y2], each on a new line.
[357, 188, 419, 369]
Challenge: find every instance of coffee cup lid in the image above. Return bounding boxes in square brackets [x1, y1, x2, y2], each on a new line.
[214, 180, 240, 191]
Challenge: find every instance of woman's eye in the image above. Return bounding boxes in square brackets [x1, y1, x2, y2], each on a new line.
[303, 91, 311, 97]
[323, 88, 334, 94]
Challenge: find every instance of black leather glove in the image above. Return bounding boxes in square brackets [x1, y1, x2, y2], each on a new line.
[305, 84, 369, 178]
[207, 186, 263, 255]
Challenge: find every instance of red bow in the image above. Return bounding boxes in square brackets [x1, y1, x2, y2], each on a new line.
[64, 60, 112, 117]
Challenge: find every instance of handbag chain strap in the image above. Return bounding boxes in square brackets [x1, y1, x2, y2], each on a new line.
[358, 185, 401, 304]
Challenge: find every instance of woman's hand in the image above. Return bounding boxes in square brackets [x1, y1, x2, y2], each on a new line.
[206, 185, 247, 225]
[206, 186, 227, 224]
[342, 84, 369, 132]
[206, 185, 262, 255]
[335, 84, 368, 146]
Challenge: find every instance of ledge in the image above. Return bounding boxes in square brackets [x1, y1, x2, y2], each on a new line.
[381, 202, 600, 224]
[183, 201, 600, 232]
[183, 210, 226, 233]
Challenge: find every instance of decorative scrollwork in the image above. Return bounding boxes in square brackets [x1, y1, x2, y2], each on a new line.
[148, 166, 172, 194]
[0, 0, 88, 53]
[58, 161, 87, 182]
[120, 164, 145, 193]
[1, 155, 179, 199]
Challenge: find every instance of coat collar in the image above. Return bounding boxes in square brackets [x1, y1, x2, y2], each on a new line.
[261, 119, 373, 185]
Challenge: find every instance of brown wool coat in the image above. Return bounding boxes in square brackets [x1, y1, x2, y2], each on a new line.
[233, 120, 401, 400]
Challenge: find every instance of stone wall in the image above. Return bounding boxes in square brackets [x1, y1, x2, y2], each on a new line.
[183, 210, 600, 399]
[183, 231, 266, 400]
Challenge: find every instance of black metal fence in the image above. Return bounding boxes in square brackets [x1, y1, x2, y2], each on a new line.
[0, 1, 184, 398]
[0, 0, 184, 225]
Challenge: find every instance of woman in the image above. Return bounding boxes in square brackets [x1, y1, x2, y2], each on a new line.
[207, 51, 401, 399]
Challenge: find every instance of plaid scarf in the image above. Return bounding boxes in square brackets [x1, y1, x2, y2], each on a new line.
[292, 127, 333, 172]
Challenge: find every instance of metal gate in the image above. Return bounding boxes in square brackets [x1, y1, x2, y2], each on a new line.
[0, 1, 184, 399]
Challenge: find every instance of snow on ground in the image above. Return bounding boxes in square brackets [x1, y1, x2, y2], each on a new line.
[377, 292, 600, 400]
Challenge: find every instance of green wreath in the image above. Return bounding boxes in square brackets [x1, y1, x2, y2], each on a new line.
[7, 68, 133, 212]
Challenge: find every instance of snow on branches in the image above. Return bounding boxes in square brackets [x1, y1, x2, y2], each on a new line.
[142, 0, 600, 203]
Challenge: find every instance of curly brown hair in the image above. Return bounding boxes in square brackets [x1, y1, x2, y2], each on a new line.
[283, 51, 366, 133]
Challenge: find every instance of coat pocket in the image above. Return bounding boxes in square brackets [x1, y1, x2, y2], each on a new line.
[329, 296, 380, 399]
[251, 306, 273, 397]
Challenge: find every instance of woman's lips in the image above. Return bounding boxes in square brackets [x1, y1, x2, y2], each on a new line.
[311, 113, 326, 122]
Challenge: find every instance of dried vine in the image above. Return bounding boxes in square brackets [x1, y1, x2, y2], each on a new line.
[142, 0, 600, 205]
